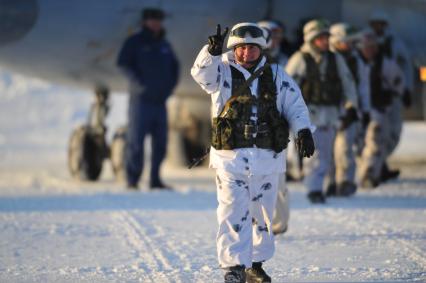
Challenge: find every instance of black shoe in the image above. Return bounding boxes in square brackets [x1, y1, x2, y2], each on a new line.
[336, 181, 357, 197]
[325, 183, 337, 197]
[285, 171, 299, 182]
[273, 225, 288, 236]
[127, 183, 138, 190]
[307, 191, 326, 204]
[360, 177, 380, 189]
[149, 179, 172, 190]
[224, 265, 246, 283]
[380, 163, 400, 182]
[246, 262, 271, 283]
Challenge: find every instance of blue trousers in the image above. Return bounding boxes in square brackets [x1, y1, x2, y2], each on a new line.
[126, 97, 168, 186]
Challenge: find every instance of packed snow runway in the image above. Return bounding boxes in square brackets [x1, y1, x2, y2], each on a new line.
[0, 72, 425, 282]
[0, 159, 425, 283]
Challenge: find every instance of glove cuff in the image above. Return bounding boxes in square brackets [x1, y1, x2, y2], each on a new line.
[297, 128, 311, 138]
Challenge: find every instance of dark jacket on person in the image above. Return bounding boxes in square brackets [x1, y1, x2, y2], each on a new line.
[117, 28, 179, 105]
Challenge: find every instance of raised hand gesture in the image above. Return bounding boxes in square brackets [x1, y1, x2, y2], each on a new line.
[208, 24, 229, 56]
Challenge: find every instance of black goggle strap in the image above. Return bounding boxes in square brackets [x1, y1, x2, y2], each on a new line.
[263, 28, 272, 43]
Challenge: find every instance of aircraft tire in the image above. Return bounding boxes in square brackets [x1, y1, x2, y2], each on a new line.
[68, 125, 104, 181]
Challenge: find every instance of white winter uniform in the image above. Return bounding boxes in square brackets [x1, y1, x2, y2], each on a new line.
[267, 58, 290, 235]
[378, 29, 413, 92]
[358, 57, 405, 184]
[286, 43, 357, 193]
[355, 51, 372, 115]
[191, 45, 312, 268]
[378, 30, 413, 157]
[333, 49, 372, 188]
[267, 50, 296, 234]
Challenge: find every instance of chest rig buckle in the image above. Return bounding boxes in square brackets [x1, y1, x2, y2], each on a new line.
[243, 122, 269, 139]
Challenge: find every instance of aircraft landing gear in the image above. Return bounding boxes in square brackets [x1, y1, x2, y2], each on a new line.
[110, 125, 127, 182]
[68, 86, 109, 181]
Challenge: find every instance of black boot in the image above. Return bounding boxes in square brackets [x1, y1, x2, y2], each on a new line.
[246, 262, 271, 283]
[126, 182, 139, 190]
[149, 179, 172, 190]
[325, 183, 337, 197]
[224, 265, 246, 283]
[380, 163, 400, 182]
[336, 181, 357, 197]
[307, 191, 326, 204]
[360, 177, 380, 189]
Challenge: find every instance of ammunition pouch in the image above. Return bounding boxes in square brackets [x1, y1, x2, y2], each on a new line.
[211, 118, 289, 153]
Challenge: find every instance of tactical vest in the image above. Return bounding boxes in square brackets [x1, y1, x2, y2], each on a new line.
[211, 64, 289, 153]
[370, 54, 393, 110]
[341, 51, 359, 86]
[379, 35, 393, 58]
[301, 52, 343, 106]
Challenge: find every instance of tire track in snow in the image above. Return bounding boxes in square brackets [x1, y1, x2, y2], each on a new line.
[112, 211, 160, 282]
[391, 236, 426, 268]
[117, 211, 188, 282]
[126, 211, 188, 282]
[128, 211, 221, 282]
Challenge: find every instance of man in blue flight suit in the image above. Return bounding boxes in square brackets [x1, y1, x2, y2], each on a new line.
[117, 8, 179, 189]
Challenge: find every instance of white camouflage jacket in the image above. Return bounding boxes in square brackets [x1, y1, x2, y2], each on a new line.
[353, 50, 372, 114]
[191, 45, 312, 175]
[378, 55, 405, 97]
[378, 29, 413, 92]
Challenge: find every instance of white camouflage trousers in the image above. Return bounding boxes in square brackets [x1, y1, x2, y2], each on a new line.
[358, 109, 389, 182]
[287, 135, 303, 179]
[272, 173, 289, 234]
[358, 99, 402, 184]
[334, 122, 361, 186]
[385, 98, 403, 157]
[215, 169, 279, 268]
[303, 126, 336, 192]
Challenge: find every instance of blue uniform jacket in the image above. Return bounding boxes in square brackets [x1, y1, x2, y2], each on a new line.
[117, 29, 179, 105]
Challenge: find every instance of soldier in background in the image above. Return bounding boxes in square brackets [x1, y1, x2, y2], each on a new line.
[258, 20, 289, 66]
[286, 19, 358, 203]
[258, 20, 302, 182]
[357, 29, 405, 188]
[327, 23, 370, 196]
[369, 10, 414, 181]
[258, 22, 290, 235]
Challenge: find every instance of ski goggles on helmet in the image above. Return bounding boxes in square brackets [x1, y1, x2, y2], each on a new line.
[230, 25, 264, 38]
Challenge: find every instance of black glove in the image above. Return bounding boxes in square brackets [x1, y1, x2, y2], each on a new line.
[402, 89, 412, 108]
[340, 107, 358, 130]
[296, 129, 315, 158]
[362, 112, 370, 128]
[208, 24, 229, 56]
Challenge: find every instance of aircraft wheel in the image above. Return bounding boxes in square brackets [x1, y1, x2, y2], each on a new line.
[68, 125, 104, 181]
[110, 126, 127, 182]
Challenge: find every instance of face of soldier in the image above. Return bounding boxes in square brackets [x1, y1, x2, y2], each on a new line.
[312, 33, 330, 52]
[361, 43, 378, 61]
[234, 44, 262, 68]
[271, 28, 283, 49]
[369, 21, 387, 37]
[143, 18, 163, 35]
[335, 41, 352, 52]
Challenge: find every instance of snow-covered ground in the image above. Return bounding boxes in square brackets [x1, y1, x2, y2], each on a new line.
[0, 70, 425, 282]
